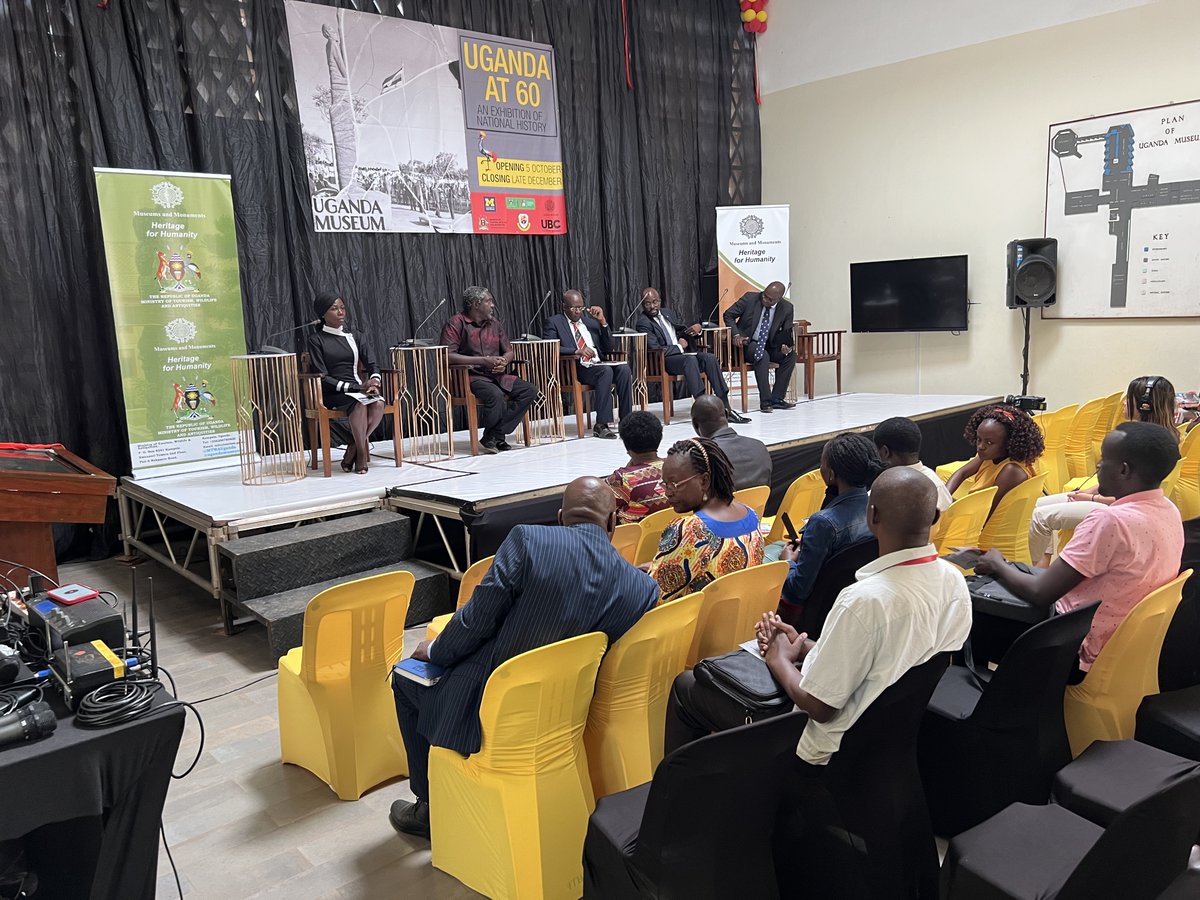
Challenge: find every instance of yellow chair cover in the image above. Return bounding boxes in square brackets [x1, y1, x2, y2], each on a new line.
[584, 592, 703, 799]
[429, 632, 608, 900]
[426, 555, 495, 640]
[687, 560, 789, 668]
[610, 522, 641, 565]
[978, 473, 1048, 564]
[277, 570, 412, 800]
[1170, 428, 1200, 521]
[935, 459, 970, 484]
[1064, 396, 1111, 481]
[764, 470, 825, 543]
[1063, 570, 1192, 757]
[930, 487, 997, 556]
[1037, 404, 1078, 494]
[635, 506, 685, 565]
[733, 484, 771, 519]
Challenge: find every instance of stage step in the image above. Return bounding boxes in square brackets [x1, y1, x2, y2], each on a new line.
[236, 559, 451, 658]
[217, 510, 413, 601]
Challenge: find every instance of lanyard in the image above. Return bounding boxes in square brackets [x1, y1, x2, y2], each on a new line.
[892, 554, 940, 568]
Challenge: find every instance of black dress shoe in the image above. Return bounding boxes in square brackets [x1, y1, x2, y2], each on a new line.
[759, 404, 775, 413]
[726, 408, 751, 424]
[389, 799, 431, 838]
[593, 424, 618, 439]
[479, 438, 500, 455]
[772, 400, 797, 410]
[495, 439, 513, 451]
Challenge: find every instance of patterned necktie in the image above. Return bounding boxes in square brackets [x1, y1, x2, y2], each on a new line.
[752, 306, 771, 362]
[571, 322, 586, 352]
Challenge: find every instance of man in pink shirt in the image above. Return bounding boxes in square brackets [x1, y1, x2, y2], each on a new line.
[975, 421, 1183, 673]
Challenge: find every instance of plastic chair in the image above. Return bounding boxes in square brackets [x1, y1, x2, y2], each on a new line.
[1037, 403, 1078, 494]
[635, 506, 683, 565]
[425, 555, 494, 640]
[777, 537, 879, 637]
[764, 470, 825, 543]
[1169, 427, 1200, 521]
[1064, 570, 1192, 757]
[733, 484, 770, 518]
[584, 591, 703, 799]
[931, 487, 997, 555]
[610, 522, 641, 565]
[429, 632, 608, 900]
[277, 571, 412, 800]
[687, 560, 789, 668]
[935, 459, 970, 484]
[1064, 396, 1111, 481]
[978, 473, 1048, 564]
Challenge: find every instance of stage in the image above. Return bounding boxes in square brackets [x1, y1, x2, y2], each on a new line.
[118, 391, 997, 611]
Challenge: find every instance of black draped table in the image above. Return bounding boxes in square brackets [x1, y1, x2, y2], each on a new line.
[0, 692, 185, 899]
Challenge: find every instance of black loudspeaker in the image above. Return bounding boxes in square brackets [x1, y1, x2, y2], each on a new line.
[1006, 238, 1057, 308]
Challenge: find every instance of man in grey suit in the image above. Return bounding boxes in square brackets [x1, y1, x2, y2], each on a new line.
[389, 477, 659, 838]
[692, 395, 772, 490]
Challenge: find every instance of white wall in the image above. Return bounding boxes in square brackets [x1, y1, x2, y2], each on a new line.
[757, 0, 1158, 95]
[761, 0, 1200, 409]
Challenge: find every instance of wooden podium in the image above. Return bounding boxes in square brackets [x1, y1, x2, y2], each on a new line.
[0, 446, 116, 582]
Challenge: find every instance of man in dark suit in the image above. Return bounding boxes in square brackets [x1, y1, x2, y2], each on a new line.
[691, 395, 772, 490]
[388, 476, 659, 838]
[543, 289, 633, 439]
[724, 280, 797, 413]
[636, 286, 750, 424]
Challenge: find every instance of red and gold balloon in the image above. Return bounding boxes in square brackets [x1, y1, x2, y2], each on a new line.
[739, 0, 768, 33]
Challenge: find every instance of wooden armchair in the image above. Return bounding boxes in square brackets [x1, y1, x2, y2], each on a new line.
[299, 353, 403, 477]
[558, 351, 626, 439]
[795, 323, 845, 399]
[728, 343, 794, 414]
[646, 348, 707, 426]
[449, 363, 533, 456]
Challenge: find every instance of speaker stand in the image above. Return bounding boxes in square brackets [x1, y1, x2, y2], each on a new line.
[1019, 307, 1031, 395]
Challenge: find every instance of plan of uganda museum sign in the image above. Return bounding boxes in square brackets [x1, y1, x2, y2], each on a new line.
[284, 2, 567, 235]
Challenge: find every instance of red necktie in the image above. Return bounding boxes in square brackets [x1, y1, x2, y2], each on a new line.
[572, 322, 586, 352]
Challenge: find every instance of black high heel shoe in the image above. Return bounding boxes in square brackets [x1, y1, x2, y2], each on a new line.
[340, 444, 357, 473]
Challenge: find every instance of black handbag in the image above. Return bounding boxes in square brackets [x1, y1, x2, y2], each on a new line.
[693, 649, 791, 723]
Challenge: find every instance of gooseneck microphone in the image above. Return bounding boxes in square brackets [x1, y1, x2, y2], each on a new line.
[396, 298, 448, 347]
[0, 700, 56, 748]
[619, 290, 647, 333]
[702, 288, 729, 328]
[258, 318, 322, 353]
[520, 290, 554, 340]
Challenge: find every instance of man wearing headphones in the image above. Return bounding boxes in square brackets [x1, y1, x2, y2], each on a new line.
[637, 286, 750, 423]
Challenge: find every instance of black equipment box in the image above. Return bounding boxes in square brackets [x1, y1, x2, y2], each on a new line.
[27, 595, 124, 652]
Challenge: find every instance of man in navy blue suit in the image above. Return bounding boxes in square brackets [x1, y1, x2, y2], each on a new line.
[636, 287, 750, 424]
[389, 476, 660, 838]
[724, 280, 797, 413]
[542, 289, 633, 439]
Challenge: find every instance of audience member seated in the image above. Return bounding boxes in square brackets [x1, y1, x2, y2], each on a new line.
[664, 467, 971, 755]
[723, 280, 797, 413]
[306, 292, 387, 474]
[974, 422, 1183, 678]
[542, 289, 633, 439]
[946, 403, 1045, 517]
[774, 434, 882, 620]
[388, 477, 659, 839]
[873, 416, 953, 512]
[605, 411, 673, 524]
[442, 285, 536, 454]
[648, 437, 764, 603]
[690, 395, 772, 490]
[1030, 375, 1180, 566]
[636, 286, 749, 423]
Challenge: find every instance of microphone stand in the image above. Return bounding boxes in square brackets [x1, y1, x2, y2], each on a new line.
[701, 288, 729, 328]
[257, 319, 321, 354]
[618, 291, 645, 334]
[393, 298, 447, 348]
[519, 290, 554, 341]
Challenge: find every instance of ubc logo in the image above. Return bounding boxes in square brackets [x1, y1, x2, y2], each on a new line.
[483, 196, 497, 212]
[540, 218, 562, 229]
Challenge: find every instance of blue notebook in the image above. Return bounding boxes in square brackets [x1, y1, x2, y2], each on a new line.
[394, 657, 447, 686]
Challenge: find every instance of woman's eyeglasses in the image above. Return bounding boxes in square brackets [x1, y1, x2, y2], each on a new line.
[663, 472, 701, 492]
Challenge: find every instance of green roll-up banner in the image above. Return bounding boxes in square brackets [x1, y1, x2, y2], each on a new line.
[95, 169, 247, 477]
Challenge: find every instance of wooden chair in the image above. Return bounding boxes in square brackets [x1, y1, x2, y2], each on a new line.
[646, 348, 707, 426]
[448, 363, 533, 456]
[727, 320, 807, 413]
[795, 323, 845, 400]
[558, 351, 626, 439]
[299, 352, 402, 478]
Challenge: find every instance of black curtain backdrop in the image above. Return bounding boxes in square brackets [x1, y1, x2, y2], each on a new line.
[0, 0, 760, 477]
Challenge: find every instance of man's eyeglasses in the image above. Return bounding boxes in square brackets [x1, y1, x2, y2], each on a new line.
[663, 473, 701, 492]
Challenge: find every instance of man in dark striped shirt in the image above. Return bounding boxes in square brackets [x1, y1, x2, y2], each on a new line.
[389, 476, 660, 838]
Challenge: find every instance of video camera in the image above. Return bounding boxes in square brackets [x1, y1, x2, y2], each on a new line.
[1004, 394, 1047, 413]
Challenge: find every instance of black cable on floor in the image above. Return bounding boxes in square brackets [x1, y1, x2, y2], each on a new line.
[191, 671, 276, 704]
[161, 821, 183, 898]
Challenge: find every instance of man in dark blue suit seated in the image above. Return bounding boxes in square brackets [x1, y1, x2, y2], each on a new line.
[542, 289, 633, 439]
[388, 476, 660, 838]
[636, 286, 750, 424]
[724, 280, 797, 414]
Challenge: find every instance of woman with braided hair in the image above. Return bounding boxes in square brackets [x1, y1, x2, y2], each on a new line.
[647, 437, 764, 603]
[946, 403, 1044, 517]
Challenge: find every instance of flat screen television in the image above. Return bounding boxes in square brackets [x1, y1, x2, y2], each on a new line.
[849, 255, 969, 333]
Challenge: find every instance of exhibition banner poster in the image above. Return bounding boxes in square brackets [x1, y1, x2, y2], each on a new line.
[716, 205, 791, 313]
[94, 168, 247, 477]
[284, 2, 566, 235]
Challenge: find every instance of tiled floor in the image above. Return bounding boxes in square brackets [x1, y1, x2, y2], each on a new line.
[57, 556, 479, 900]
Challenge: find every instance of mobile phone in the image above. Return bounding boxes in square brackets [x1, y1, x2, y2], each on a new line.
[781, 512, 799, 543]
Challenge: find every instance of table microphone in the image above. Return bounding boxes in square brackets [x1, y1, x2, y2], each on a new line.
[519, 290, 554, 340]
[258, 318, 321, 353]
[396, 298, 447, 348]
[701, 288, 729, 328]
[0, 700, 56, 748]
[618, 291, 646, 333]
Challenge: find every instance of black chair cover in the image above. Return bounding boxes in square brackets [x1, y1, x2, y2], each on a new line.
[1051, 739, 1200, 828]
[778, 537, 879, 636]
[1136, 685, 1200, 761]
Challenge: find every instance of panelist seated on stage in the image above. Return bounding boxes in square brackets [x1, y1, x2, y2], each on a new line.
[723, 280, 797, 413]
[691, 394, 772, 490]
[636, 287, 749, 424]
[388, 476, 660, 839]
[542, 289, 633, 439]
[442, 286, 536, 454]
[647, 437, 764, 604]
[306, 291, 387, 475]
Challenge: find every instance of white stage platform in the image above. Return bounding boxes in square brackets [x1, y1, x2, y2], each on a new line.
[118, 391, 995, 598]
